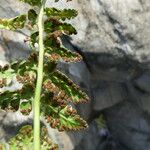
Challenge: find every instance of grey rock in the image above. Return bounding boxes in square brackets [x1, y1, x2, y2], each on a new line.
[74, 122, 100, 150]
[92, 81, 126, 111]
[71, 0, 150, 65]
[0, 110, 32, 141]
[104, 101, 150, 150]
[134, 72, 150, 93]
[139, 93, 150, 114]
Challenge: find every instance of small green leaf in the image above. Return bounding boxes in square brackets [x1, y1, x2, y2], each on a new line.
[19, 0, 41, 6]
[0, 53, 37, 88]
[30, 32, 39, 47]
[44, 35, 61, 48]
[30, 31, 61, 48]
[0, 15, 26, 30]
[11, 53, 38, 75]
[0, 91, 20, 111]
[20, 101, 32, 115]
[4, 125, 58, 150]
[45, 19, 77, 35]
[45, 46, 82, 62]
[28, 9, 38, 26]
[45, 8, 78, 20]
[57, 22, 77, 34]
[0, 65, 15, 87]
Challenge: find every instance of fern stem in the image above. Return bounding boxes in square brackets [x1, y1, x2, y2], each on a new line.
[33, 1, 45, 150]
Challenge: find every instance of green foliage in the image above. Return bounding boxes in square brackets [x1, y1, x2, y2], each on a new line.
[19, 0, 41, 6]
[0, 125, 58, 150]
[28, 9, 38, 26]
[45, 8, 78, 20]
[47, 70, 89, 103]
[44, 18, 77, 35]
[0, 0, 89, 149]
[0, 15, 26, 30]
[0, 65, 15, 87]
[44, 105, 88, 131]
[45, 46, 82, 62]
[0, 83, 34, 112]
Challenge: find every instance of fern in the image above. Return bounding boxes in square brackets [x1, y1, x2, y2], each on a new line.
[0, 0, 89, 149]
[0, 125, 58, 150]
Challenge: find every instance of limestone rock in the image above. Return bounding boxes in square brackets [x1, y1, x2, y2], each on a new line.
[104, 101, 150, 150]
[134, 72, 150, 93]
[92, 81, 126, 111]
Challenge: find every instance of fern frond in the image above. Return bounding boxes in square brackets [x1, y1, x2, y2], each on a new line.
[0, 0, 89, 148]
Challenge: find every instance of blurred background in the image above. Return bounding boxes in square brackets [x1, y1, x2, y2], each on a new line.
[1, 0, 150, 150]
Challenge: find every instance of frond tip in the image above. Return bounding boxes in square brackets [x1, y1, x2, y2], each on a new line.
[44, 105, 88, 131]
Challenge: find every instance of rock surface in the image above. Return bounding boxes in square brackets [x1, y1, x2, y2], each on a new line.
[1, 0, 150, 150]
